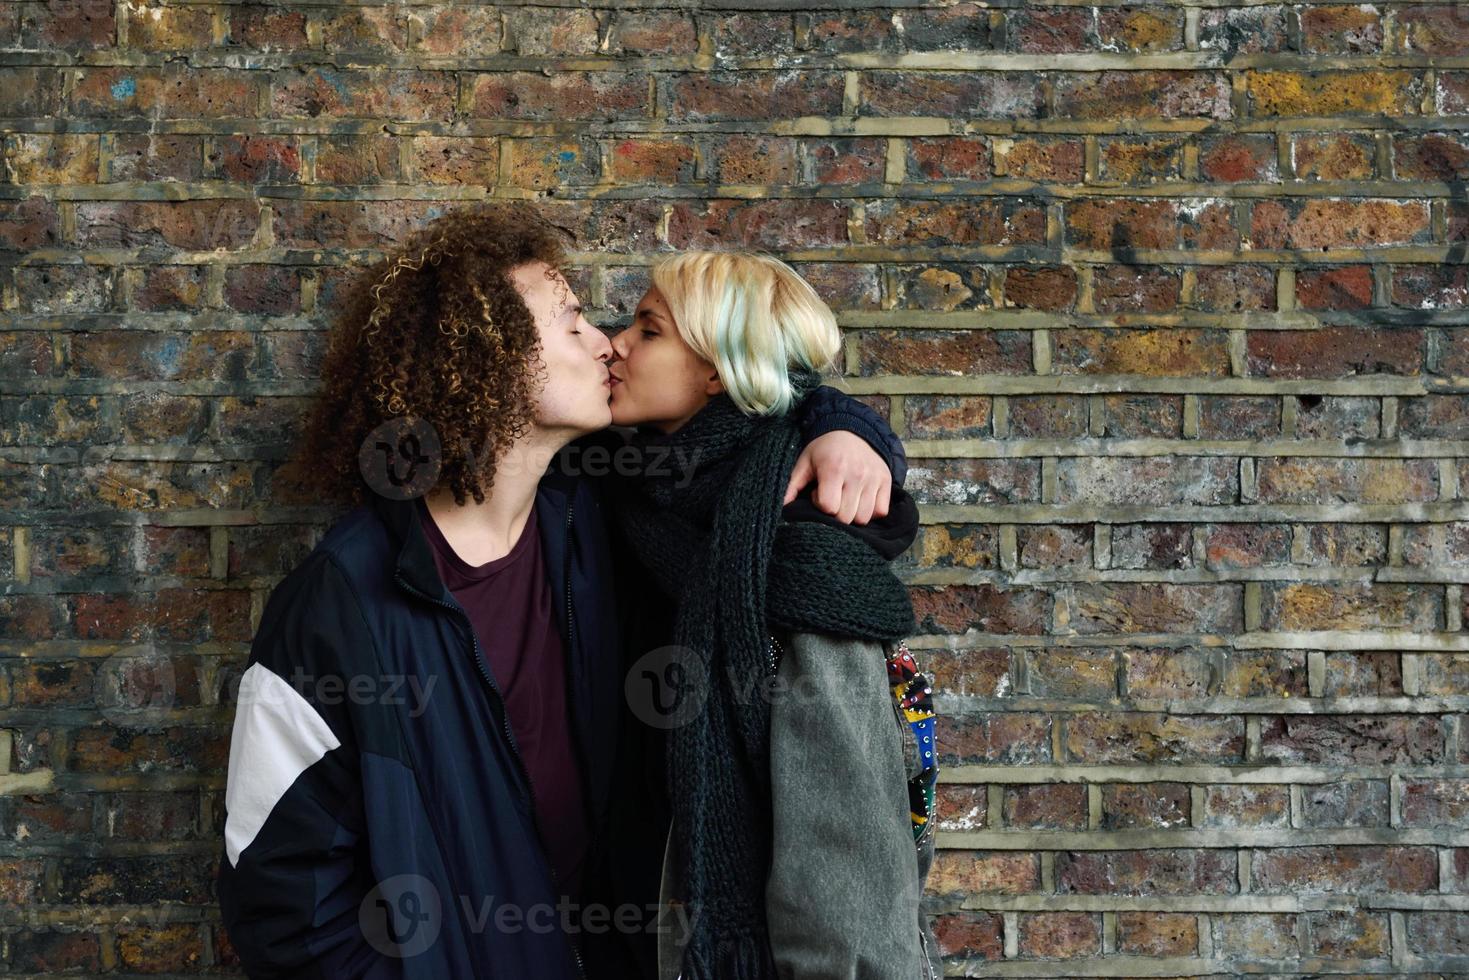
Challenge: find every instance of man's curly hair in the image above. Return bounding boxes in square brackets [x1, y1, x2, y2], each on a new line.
[291, 202, 572, 508]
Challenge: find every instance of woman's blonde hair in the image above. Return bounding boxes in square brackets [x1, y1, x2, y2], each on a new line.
[649, 250, 841, 416]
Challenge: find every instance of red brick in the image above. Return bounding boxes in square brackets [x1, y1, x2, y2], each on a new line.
[1296, 265, 1374, 310]
[1101, 783, 1190, 829]
[855, 329, 1032, 377]
[1253, 845, 1437, 894]
[930, 911, 1003, 959]
[72, 66, 258, 118]
[862, 72, 1044, 118]
[665, 72, 844, 121]
[1057, 850, 1237, 895]
[469, 72, 648, 121]
[1261, 715, 1446, 765]
[1300, 4, 1383, 53]
[1018, 912, 1102, 958]
[1052, 328, 1232, 376]
[1065, 712, 1245, 763]
[1028, 649, 1116, 698]
[1246, 326, 1424, 379]
[1054, 71, 1231, 119]
[938, 712, 1052, 764]
[668, 200, 848, 250]
[929, 850, 1040, 895]
[911, 583, 1051, 636]
[1118, 911, 1198, 955]
[1004, 783, 1087, 830]
[19, 0, 114, 48]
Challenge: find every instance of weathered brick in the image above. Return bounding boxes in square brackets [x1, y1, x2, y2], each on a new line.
[1300, 5, 1383, 54]
[1102, 783, 1190, 829]
[1250, 199, 1431, 250]
[1028, 649, 1116, 699]
[911, 583, 1051, 635]
[1093, 265, 1182, 313]
[503, 8, 598, 56]
[1253, 846, 1437, 894]
[1248, 70, 1422, 116]
[1124, 647, 1214, 700]
[665, 71, 844, 121]
[1307, 910, 1391, 956]
[854, 329, 1032, 377]
[469, 72, 648, 121]
[1057, 849, 1237, 895]
[1017, 912, 1101, 958]
[9, 930, 104, 973]
[1205, 524, 1292, 569]
[1297, 523, 1388, 566]
[1200, 784, 1290, 828]
[1406, 910, 1469, 955]
[1064, 712, 1245, 763]
[930, 911, 1004, 959]
[1016, 524, 1092, 568]
[1100, 136, 1185, 184]
[906, 397, 992, 440]
[1004, 783, 1087, 830]
[1211, 914, 1298, 958]
[938, 712, 1052, 764]
[1111, 524, 1192, 570]
[1261, 581, 1441, 631]
[1300, 780, 1389, 828]
[1294, 394, 1380, 438]
[1256, 458, 1438, 505]
[1323, 651, 1402, 696]
[935, 783, 988, 832]
[19, 0, 115, 49]
[1261, 715, 1446, 764]
[1067, 582, 1243, 635]
[1056, 457, 1237, 505]
[928, 851, 1040, 895]
[668, 199, 848, 250]
[1198, 395, 1280, 439]
[1051, 329, 1232, 377]
[1398, 4, 1469, 56]
[1199, 133, 1277, 182]
[1117, 911, 1198, 956]
[1054, 71, 1231, 119]
[1294, 131, 1376, 180]
[862, 72, 1044, 119]
[1195, 265, 1276, 312]
[1221, 652, 1308, 697]
[1099, 394, 1183, 437]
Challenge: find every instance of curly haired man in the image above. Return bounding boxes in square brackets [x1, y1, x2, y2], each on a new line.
[215, 203, 910, 979]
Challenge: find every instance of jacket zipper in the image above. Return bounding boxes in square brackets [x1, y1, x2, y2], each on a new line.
[560, 496, 591, 980]
[395, 528, 589, 980]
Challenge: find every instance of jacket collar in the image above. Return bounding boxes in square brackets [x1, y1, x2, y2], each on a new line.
[371, 469, 579, 606]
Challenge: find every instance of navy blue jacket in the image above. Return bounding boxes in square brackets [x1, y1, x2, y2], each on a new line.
[216, 388, 906, 979]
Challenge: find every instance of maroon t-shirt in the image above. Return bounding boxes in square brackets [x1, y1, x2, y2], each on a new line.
[415, 495, 590, 902]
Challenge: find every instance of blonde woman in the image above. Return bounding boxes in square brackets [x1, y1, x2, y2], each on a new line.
[606, 252, 939, 980]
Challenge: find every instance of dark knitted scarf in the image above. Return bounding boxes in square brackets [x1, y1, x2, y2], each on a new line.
[610, 367, 916, 980]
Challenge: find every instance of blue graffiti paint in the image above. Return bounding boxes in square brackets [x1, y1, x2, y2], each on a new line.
[111, 77, 136, 100]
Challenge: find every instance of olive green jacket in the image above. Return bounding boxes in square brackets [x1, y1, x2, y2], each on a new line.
[655, 628, 939, 980]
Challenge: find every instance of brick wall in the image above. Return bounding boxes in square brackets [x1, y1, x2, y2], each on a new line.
[3, 0, 1468, 975]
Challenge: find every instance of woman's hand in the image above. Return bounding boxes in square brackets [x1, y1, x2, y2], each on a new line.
[784, 430, 893, 525]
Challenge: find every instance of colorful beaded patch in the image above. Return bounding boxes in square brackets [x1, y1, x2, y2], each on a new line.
[886, 639, 937, 846]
